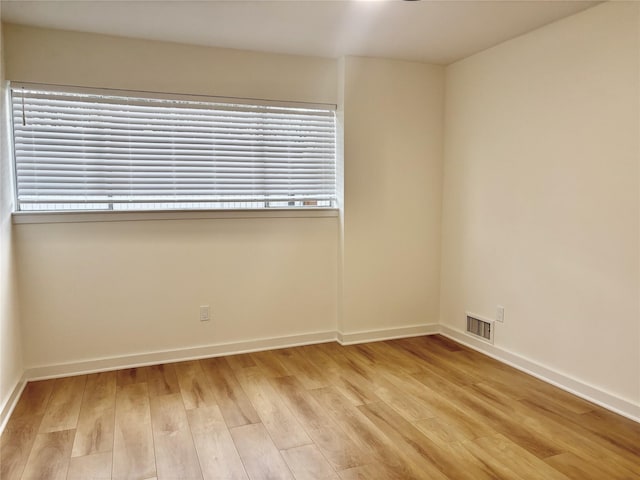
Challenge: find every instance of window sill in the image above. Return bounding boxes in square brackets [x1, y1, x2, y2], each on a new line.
[12, 208, 339, 225]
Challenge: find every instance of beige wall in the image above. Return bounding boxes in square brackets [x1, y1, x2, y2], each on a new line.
[342, 57, 444, 333]
[3, 24, 337, 104]
[0, 16, 24, 415]
[4, 25, 341, 368]
[16, 218, 338, 367]
[441, 1, 639, 404]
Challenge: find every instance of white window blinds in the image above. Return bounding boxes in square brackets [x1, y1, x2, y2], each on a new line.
[10, 83, 337, 212]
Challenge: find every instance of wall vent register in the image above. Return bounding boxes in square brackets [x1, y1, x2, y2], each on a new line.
[466, 314, 494, 344]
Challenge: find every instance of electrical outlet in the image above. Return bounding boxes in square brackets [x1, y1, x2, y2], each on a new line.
[496, 305, 504, 323]
[200, 305, 210, 322]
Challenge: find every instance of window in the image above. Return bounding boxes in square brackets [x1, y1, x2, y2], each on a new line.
[10, 83, 337, 212]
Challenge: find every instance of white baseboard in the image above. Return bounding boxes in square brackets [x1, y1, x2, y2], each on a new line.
[337, 324, 439, 345]
[440, 325, 640, 424]
[26, 325, 439, 381]
[0, 374, 27, 434]
[26, 330, 338, 381]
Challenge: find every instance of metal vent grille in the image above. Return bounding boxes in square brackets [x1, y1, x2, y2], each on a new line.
[466, 315, 494, 344]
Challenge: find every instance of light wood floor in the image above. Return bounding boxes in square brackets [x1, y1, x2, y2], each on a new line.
[1, 335, 639, 480]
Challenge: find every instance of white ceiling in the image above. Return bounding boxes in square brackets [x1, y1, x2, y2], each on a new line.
[0, 0, 599, 65]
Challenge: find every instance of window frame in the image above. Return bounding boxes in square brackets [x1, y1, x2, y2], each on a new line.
[9, 81, 339, 221]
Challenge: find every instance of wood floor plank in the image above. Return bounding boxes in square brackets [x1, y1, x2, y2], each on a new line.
[313, 342, 344, 359]
[426, 335, 465, 352]
[149, 393, 203, 480]
[469, 434, 571, 480]
[234, 367, 312, 450]
[229, 423, 294, 480]
[67, 452, 112, 480]
[71, 407, 115, 458]
[20, 429, 75, 480]
[414, 416, 478, 445]
[39, 376, 87, 433]
[144, 364, 180, 397]
[445, 440, 529, 480]
[112, 383, 156, 480]
[72, 372, 116, 458]
[555, 406, 639, 457]
[472, 379, 640, 475]
[187, 406, 249, 480]
[373, 373, 441, 421]
[337, 463, 398, 480]
[296, 344, 383, 406]
[281, 444, 339, 480]
[81, 371, 117, 410]
[270, 348, 330, 390]
[336, 352, 435, 421]
[294, 344, 339, 372]
[314, 344, 362, 375]
[451, 441, 528, 480]
[348, 342, 424, 376]
[412, 368, 564, 459]
[250, 350, 292, 378]
[0, 414, 43, 480]
[116, 367, 148, 387]
[311, 386, 446, 480]
[174, 361, 217, 410]
[426, 341, 595, 417]
[318, 343, 382, 405]
[393, 337, 484, 386]
[325, 372, 381, 407]
[387, 371, 494, 441]
[422, 337, 594, 420]
[310, 349, 381, 407]
[517, 398, 640, 477]
[200, 357, 261, 428]
[225, 353, 257, 370]
[358, 401, 494, 480]
[10, 380, 55, 418]
[582, 408, 640, 438]
[270, 376, 369, 471]
[545, 452, 628, 480]
[491, 371, 594, 414]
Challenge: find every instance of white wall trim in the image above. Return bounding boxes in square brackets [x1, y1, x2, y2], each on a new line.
[26, 325, 438, 380]
[440, 325, 640, 424]
[12, 208, 339, 225]
[26, 330, 338, 381]
[0, 373, 27, 434]
[337, 324, 439, 345]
